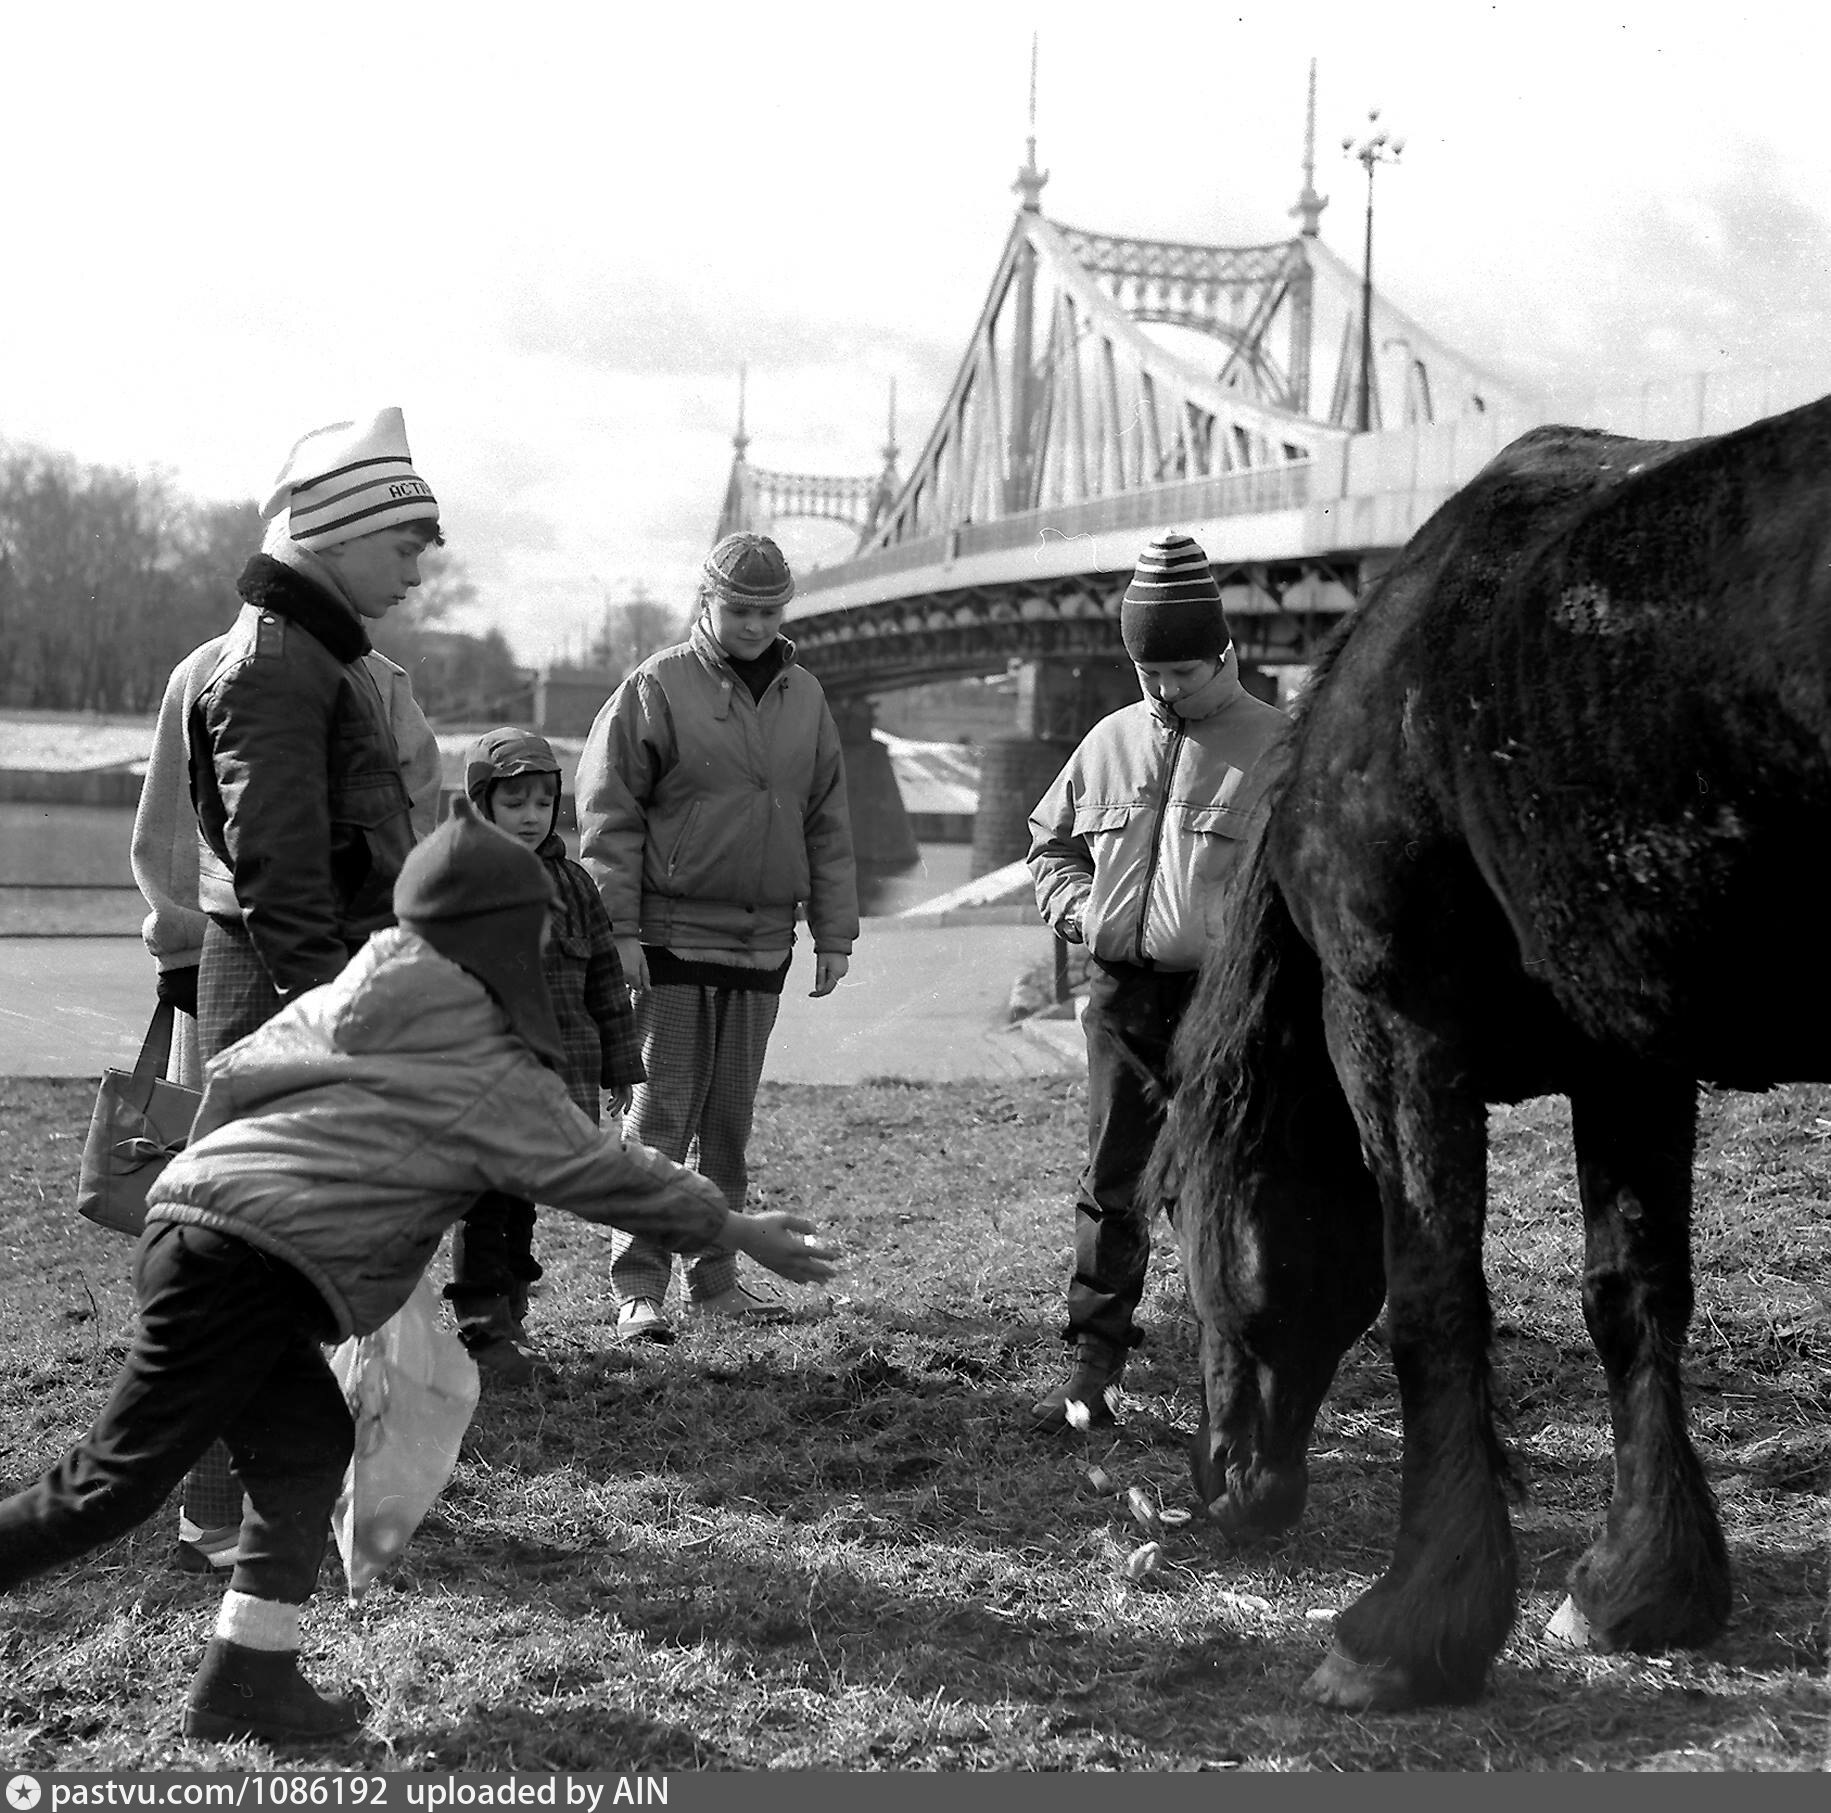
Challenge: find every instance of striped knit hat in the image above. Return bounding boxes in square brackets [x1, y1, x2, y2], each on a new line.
[703, 532, 795, 608]
[1120, 532, 1231, 662]
[260, 407, 439, 552]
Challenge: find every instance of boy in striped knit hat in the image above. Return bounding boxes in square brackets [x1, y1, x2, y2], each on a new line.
[189, 406, 443, 1061]
[1026, 531, 1289, 1428]
[175, 409, 443, 1561]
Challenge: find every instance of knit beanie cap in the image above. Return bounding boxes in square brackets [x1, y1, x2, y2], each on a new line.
[1120, 532, 1231, 662]
[260, 407, 439, 552]
[394, 797, 563, 1068]
[704, 532, 795, 608]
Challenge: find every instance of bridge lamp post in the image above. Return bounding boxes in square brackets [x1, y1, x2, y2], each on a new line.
[1343, 110, 1404, 433]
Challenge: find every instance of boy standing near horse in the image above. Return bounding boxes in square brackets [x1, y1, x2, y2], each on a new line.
[1026, 531, 1288, 1427]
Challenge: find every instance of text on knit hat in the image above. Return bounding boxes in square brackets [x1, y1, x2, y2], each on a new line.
[261, 407, 439, 553]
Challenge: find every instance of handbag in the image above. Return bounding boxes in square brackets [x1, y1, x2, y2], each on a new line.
[74, 1001, 203, 1237]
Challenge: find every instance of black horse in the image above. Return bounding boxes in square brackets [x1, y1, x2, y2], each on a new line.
[1151, 396, 1831, 1709]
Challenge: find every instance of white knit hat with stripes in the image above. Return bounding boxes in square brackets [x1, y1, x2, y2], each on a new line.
[260, 407, 439, 551]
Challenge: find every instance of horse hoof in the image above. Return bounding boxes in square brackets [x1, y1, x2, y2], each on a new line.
[1302, 1643, 1420, 1711]
[1544, 1594, 1591, 1648]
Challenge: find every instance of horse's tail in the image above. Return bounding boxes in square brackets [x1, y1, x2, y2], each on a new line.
[1145, 829, 1359, 1222]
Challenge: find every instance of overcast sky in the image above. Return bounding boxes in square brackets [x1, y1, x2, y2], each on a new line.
[5, 0, 1828, 665]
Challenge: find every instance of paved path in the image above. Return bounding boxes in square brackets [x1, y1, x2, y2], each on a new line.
[0, 921, 1085, 1083]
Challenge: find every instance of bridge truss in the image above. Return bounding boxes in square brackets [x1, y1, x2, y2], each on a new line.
[730, 64, 1529, 713]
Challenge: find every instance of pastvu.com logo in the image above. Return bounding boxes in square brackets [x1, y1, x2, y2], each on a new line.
[7, 1776, 43, 1811]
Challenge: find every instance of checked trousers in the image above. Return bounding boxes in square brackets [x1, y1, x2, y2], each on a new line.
[609, 979, 781, 1307]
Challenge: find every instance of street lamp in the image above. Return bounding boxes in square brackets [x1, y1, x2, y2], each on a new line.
[1343, 109, 1404, 433]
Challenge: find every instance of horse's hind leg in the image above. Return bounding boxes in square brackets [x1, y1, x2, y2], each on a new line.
[1561, 1067, 1730, 1652]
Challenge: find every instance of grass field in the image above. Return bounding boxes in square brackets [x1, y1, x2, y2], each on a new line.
[1, 1073, 1827, 1772]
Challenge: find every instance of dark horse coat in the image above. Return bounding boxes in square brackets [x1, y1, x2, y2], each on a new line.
[1152, 398, 1831, 1710]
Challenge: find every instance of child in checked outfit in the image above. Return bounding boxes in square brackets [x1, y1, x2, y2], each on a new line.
[447, 726, 647, 1382]
[0, 801, 839, 1744]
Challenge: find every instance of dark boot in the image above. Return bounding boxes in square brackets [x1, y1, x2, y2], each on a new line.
[454, 1295, 554, 1387]
[182, 1638, 362, 1743]
[1030, 1335, 1126, 1428]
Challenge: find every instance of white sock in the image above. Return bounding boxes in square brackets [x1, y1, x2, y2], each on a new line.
[215, 1590, 301, 1652]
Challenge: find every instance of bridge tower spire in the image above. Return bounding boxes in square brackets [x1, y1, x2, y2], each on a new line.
[1007, 34, 1048, 510]
[1012, 30, 1048, 213]
[713, 366, 754, 543]
[863, 377, 901, 542]
[1286, 60, 1327, 413]
[1291, 57, 1328, 237]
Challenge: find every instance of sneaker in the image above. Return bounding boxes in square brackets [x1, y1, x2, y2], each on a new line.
[687, 1282, 797, 1324]
[616, 1297, 676, 1344]
[174, 1521, 242, 1574]
[174, 1540, 240, 1575]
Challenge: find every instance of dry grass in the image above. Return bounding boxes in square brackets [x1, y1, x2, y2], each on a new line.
[1, 1074, 1827, 1771]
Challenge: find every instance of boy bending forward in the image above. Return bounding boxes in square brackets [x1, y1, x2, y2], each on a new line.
[0, 800, 838, 1744]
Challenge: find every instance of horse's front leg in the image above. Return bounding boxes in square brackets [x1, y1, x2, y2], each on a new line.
[1555, 1065, 1729, 1652]
[1306, 996, 1517, 1710]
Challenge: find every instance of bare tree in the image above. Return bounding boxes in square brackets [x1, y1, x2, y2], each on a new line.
[590, 582, 687, 682]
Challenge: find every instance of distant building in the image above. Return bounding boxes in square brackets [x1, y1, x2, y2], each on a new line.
[533, 666, 617, 738]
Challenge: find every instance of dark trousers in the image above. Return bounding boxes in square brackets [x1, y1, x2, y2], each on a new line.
[1066, 959, 1199, 1350]
[446, 1190, 541, 1307]
[0, 1222, 353, 1605]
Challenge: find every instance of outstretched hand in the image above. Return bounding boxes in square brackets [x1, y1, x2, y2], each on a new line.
[726, 1209, 842, 1285]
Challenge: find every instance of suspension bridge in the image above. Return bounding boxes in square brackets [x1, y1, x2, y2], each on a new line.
[716, 62, 1831, 882]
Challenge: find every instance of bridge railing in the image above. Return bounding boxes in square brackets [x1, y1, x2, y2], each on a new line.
[798, 460, 1311, 595]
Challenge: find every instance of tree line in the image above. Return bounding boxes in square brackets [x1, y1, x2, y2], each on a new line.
[0, 439, 689, 724]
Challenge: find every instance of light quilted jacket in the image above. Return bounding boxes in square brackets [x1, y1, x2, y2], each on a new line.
[574, 617, 858, 957]
[144, 927, 729, 1339]
[1028, 678, 1289, 972]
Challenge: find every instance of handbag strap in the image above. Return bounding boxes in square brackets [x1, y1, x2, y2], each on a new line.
[134, 999, 177, 1082]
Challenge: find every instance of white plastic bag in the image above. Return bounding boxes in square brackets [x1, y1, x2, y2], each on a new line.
[328, 1275, 480, 1600]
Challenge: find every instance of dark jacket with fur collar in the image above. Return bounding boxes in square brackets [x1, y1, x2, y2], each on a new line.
[187, 555, 415, 996]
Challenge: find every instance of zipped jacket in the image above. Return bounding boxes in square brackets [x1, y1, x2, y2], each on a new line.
[1028, 676, 1288, 971]
[575, 617, 858, 957]
[144, 927, 729, 1341]
[188, 556, 416, 997]
[136, 634, 438, 978]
